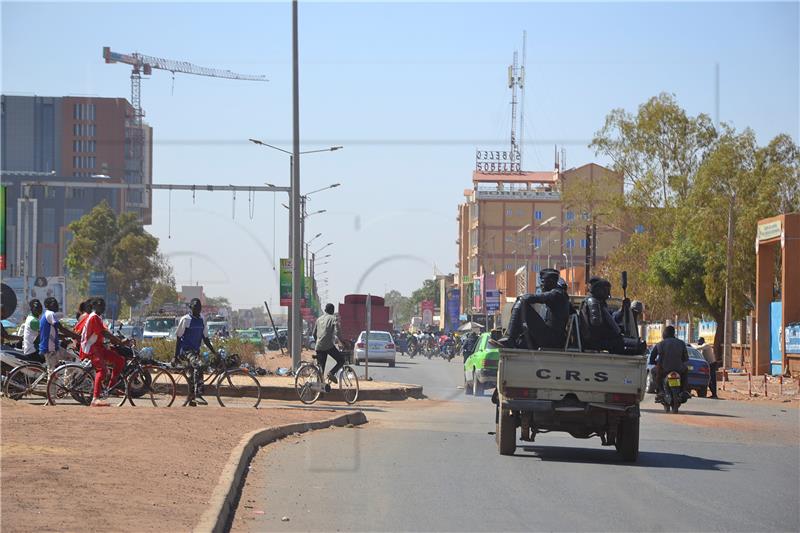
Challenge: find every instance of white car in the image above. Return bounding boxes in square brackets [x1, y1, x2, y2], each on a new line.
[354, 330, 396, 367]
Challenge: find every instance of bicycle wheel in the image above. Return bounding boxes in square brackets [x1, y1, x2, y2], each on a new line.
[339, 365, 359, 405]
[128, 367, 176, 407]
[216, 368, 261, 408]
[106, 374, 129, 407]
[4, 364, 48, 405]
[294, 363, 322, 404]
[47, 364, 94, 406]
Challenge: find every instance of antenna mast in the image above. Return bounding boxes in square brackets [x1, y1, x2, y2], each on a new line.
[509, 50, 519, 165]
[519, 30, 526, 172]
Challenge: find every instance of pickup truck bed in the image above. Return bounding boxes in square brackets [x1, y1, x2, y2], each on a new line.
[496, 348, 647, 461]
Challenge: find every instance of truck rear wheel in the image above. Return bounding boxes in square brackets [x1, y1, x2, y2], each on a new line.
[617, 416, 639, 462]
[497, 409, 516, 456]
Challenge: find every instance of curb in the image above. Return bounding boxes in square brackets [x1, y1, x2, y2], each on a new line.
[259, 384, 425, 401]
[194, 410, 368, 533]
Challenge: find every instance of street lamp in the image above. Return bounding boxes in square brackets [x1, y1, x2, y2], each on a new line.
[547, 238, 560, 269]
[250, 138, 343, 370]
[314, 242, 333, 254]
[517, 223, 532, 272]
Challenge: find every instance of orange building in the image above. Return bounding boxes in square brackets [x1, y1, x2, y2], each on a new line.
[456, 163, 626, 315]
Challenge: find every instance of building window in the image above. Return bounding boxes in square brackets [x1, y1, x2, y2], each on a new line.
[506, 208, 513, 216]
[90, 124, 96, 136]
[580, 239, 587, 248]
[635, 224, 645, 234]
[565, 211, 575, 221]
[534, 237, 542, 248]
[534, 210, 542, 220]
[566, 238, 575, 249]
[506, 263, 513, 270]
[517, 209, 525, 216]
[505, 234, 513, 242]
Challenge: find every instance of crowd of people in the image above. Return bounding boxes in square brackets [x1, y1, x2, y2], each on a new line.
[1, 295, 221, 407]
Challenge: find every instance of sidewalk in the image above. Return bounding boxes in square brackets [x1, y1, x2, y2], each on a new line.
[0, 399, 362, 533]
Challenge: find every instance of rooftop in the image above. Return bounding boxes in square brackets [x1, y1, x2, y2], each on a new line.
[472, 170, 559, 184]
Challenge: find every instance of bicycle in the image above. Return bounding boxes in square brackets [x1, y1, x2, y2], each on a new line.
[46, 344, 177, 407]
[172, 350, 262, 408]
[4, 360, 48, 405]
[294, 357, 359, 405]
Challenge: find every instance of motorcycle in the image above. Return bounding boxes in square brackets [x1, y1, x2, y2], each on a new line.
[656, 370, 688, 413]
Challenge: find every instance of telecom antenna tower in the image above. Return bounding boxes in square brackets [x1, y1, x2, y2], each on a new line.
[507, 31, 526, 172]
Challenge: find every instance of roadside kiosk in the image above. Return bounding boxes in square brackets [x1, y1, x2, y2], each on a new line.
[754, 213, 799, 376]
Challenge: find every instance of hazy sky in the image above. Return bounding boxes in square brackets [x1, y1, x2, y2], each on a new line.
[2, 1, 798, 310]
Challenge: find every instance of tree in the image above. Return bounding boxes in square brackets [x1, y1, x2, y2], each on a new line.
[205, 296, 232, 308]
[410, 279, 439, 307]
[66, 202, 166, 309]
[384, 289, 414, 327]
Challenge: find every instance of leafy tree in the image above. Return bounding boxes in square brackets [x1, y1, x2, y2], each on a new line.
[206, 296, 232, 308]
[384, 289, 414, 327]
[410, 279, 439, 307]
[66, 202, 165, 309]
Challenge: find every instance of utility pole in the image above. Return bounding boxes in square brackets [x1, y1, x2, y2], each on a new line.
[723, 196, 735, 369]
[290, 0, 303, 371]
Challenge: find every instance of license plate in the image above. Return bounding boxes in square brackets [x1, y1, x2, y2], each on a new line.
[667, 378, 681, 387]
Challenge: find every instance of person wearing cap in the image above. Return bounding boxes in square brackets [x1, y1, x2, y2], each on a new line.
[498, 268, 571, 350]
[580, 277, 625, 354]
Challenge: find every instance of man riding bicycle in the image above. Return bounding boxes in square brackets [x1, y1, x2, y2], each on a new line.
[174, 298, 219, 406]
[311, 303, 345, 384]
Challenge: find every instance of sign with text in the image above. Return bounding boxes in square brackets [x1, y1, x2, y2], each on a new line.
[485, 290, 501, 312]
[757, 220, 782, 242]
[279, 258, 305, 306]
[420, 300, 435, 327]
[475, 149, 521, 173]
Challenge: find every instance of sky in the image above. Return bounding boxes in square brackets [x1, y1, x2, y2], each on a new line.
[2, 1, 798, 310]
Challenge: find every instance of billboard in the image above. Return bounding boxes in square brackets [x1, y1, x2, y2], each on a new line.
[420, 300, 434, 326]
[279, 258, 305, 306]
[3, 276, 67, 325]
[446, 288, 460, 333]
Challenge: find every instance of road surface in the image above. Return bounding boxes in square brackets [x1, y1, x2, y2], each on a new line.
[232, 354, 799, 532]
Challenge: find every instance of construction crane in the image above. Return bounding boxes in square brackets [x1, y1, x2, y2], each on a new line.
[102, 46, 268, 125]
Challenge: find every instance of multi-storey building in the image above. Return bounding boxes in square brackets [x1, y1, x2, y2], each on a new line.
[1, 95, 152, 277]
[456, 162, 627, 316]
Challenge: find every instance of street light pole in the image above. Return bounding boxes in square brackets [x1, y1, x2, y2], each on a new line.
[290, 0, 302, 371]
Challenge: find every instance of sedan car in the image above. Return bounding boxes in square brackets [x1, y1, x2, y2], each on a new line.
[646, 345, 710, 396]
[235, 329, 265, 352]
[353, 330, 396, 367]
[464, 332, 499, 396]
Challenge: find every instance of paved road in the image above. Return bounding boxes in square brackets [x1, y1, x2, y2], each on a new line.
[233, 354, 800, 532]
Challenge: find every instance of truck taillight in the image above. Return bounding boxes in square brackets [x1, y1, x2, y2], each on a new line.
[504, 387, 530, 398]
[606, 393, 637, 404]
[356, 342, 365, 349]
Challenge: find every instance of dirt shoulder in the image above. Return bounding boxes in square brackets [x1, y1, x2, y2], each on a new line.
[0, 399, 357, 533]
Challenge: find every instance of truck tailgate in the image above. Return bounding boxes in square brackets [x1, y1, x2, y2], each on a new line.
[498, 348, 647, 402]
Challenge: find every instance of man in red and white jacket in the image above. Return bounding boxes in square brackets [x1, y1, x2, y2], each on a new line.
[81, 298, 130, 407]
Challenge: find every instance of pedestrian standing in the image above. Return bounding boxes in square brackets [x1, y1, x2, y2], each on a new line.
[695, 337, 719, 398]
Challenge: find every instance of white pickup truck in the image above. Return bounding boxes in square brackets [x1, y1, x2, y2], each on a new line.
[495, 348, 647, 460]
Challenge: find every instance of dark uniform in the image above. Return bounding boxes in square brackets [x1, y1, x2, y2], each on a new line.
[580, 277, 625, 354]
[503, 269, 570, 350]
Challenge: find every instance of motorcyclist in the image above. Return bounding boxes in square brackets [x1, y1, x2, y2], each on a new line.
[580, 277, 625, 354]
[651, 325, 689, 398]
[497, 268, 570, 350]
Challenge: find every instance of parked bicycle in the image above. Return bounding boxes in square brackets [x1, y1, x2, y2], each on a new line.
[294, 357, 359, 405]
[172, 350, 262, 408]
